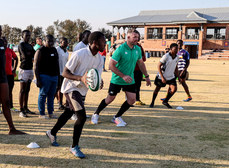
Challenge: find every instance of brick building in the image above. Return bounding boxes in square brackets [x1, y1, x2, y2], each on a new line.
[108, 7, 229, 59]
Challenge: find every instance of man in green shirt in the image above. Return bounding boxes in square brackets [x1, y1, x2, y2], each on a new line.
[91, 29, 151, 127]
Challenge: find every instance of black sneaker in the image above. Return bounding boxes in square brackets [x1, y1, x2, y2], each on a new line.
[162, 101, 172, 109]
[149, 103, 154, 108]
[24, 109, 36, 114]
[58, 105, 65, 110]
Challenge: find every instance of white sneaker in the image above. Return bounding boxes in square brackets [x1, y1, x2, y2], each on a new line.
[91, 114, 99, 124]
[49, 114, 58, 119]
[71, 114, 78, 120]
[39, 115, 49, 119]
[19, 112, 28, 118]
[114, 117, 127, 127]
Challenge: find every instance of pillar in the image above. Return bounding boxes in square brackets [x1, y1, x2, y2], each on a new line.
[198, 30, 203, 57]
[111, 26, 114, 45]
[116, 27, 120, 40]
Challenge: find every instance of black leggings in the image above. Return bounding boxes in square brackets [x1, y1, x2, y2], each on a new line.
[51, 91, 86, 147]
[51, 108, 86, 147]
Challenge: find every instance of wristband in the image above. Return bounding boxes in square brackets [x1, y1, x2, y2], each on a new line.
[145, 75, 149, 78]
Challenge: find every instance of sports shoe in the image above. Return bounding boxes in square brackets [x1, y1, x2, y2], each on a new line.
[91, 114, 99, 124]
[149, 103, 154, 108]
[112, 116, 127, 127]
[19, 111, 28, 118]
[160, 98, 166, 101]
[70, 145, 85, 158]
[10, 107, 20, 112]
[58, 105, 65, 110]
[39, 115, 49, 119]
[24, 108, 36, 114]
[71, 114, 78, 120]
[135, 100, 146, 105]
[46, 130, 59, 146]
[162, 101, 172, 109]
[49, 114, 58, 119]
[183, 97, 192, 102]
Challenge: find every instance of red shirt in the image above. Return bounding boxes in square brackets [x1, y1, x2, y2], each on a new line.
[5, 48, 17, 75]
[99, 50, 106, 57]
[135, 43, 146, 71]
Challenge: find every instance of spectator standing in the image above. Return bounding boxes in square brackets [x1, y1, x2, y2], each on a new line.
[3, 37, 19, 112]
[56, 37, 69, 110]
[34, 37, 43, 51]
[34, 35, 59, 119]
[73, 30, 91, 52]
[99, 49, 107, 72]
[0, 25, 26, 134]
[18, 30, 36, 117]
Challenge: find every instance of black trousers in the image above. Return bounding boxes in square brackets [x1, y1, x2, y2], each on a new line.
[134, 70, 143, 101]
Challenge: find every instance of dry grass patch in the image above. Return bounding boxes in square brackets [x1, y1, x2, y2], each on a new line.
[0, 58, 229, 167]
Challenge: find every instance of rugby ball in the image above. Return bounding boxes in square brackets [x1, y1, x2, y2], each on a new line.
[87, 68, 101, 91]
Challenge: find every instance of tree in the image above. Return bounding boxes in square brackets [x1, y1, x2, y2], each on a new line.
[26, 25, 34, 35]
[54, 19, 91, 50]
[2, 25, 21, 44]
[26, 25, 44, 42]
[10, 27, 22, 44]
[2, 24, 11, 40]
[46, 25, 55, 36]
[75, 19, 92, 33]
[98, 28, 112, 41]
[33, 27, 44, 39]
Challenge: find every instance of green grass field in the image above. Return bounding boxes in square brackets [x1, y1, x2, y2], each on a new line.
[0, 58, 229, 168]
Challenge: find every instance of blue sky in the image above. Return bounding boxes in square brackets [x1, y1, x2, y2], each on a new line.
[1, 0, 229, 31]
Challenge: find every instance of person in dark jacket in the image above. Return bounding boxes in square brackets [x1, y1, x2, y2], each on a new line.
[34, 35, 59, 119]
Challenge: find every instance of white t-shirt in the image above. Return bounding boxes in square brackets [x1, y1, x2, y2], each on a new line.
[61, 46, 104, 96]
[56, 46, 69, 76]
[73, 41, 87, 52]
[157, 52, 179, 80]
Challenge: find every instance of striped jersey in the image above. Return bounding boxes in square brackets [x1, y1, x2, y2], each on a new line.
[177, 49, 190, 71]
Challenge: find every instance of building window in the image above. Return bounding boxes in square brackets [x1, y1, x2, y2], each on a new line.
[147, 28, 163, 39]
[206, 27, 226, 39]
[166, 28, 179, 39]
[186, 28, 200, 39]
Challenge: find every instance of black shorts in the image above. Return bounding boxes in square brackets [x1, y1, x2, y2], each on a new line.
[108, 83, 136, 96]
[154, 76, 177, 87]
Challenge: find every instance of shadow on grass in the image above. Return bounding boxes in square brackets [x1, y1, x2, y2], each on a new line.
[0, 153, 228, 168]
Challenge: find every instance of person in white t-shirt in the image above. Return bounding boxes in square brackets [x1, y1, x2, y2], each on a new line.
[149, 43, 181, 109]
[72, 30, 91, 120]
[73, 30, 91, 52]
[56, 37, 69, 110]
[46, 31, 105, 159]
